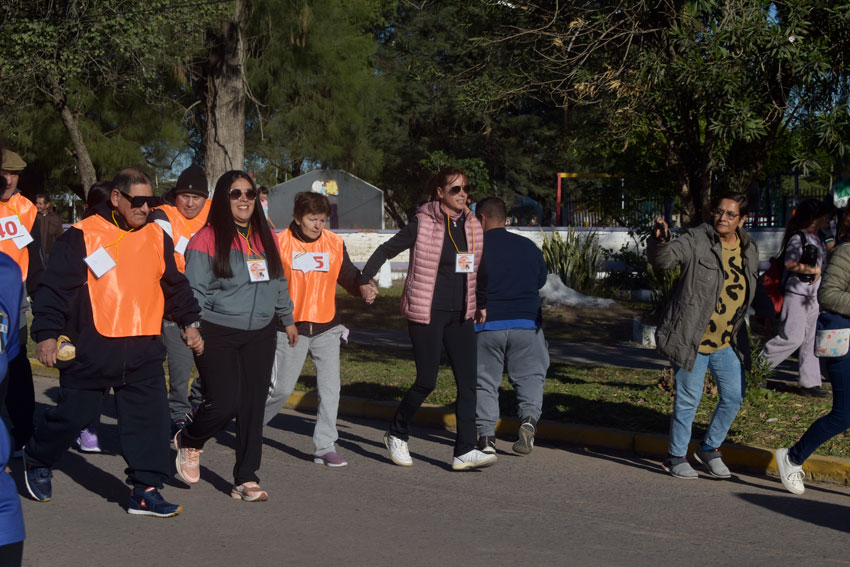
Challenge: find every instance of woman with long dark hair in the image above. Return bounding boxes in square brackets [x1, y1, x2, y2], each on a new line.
[760, 198, 832, 397]
[359, 167, 495, 470]
[174, 170, 296, 501]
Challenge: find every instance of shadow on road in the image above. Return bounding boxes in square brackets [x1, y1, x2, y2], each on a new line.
[737, 493, 850, 532]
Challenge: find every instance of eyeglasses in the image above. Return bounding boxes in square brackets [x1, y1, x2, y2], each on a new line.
[712, 209, 741, 220]
[229, 188, 258, 201]
[445, 185, 470, 196]
[119, 191, 161, 209]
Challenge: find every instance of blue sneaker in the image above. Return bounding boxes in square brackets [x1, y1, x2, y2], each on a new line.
[127, 487, 182, 518]
[22, 450, 52, 502]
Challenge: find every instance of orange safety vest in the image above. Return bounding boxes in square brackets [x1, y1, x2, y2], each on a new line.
[277, 229, 343, 323]
[73, 214, 166, 337]
[156, 200, 211, 273]
[0, 194, 38, 282]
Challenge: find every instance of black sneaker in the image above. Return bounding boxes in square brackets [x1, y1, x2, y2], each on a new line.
[128, 487, 183, 518]
[22, 450, 52, 502]
[513, 418, 536, 455]
[800, 386, 830, 398]
[477, 436, 496, 455]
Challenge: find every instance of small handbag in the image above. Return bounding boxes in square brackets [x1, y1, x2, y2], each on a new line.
[815, 312, 850, 358]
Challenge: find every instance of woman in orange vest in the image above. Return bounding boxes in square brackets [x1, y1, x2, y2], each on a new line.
[174, 170, 297, 502]
[264, 192, 371, 467]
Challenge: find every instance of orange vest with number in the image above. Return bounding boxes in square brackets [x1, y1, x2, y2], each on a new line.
[277, 229, 343, 323]
[156, 200, 211, 273]
[73, 214, 166, 337]
[0, 194, 38, 282]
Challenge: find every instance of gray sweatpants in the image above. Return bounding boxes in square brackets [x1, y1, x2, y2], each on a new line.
[264, 325, 344, 456]
[162, 320, 202, 422]
[475, 328, 549, 437]
[761, 291, 822, 388]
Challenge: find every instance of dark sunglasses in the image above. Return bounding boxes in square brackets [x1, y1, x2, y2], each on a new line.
[445, 184, 470, 196]
[229, 188, 258, 201]
[119, 191, 161, 209]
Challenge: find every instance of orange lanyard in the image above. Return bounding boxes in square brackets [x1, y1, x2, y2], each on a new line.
[238, 226, 261, 259]
[103, 211, 135, 260]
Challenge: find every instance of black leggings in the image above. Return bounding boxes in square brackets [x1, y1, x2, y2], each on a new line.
[392, 310, 477, 456]
[181, 320, 276, 485]
[0, 541, 24, 566]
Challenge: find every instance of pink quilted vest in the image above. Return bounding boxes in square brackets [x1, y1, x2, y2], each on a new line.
[400, 201, 484, 324]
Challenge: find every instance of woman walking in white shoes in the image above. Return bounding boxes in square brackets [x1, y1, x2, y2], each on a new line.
[359, 167, 494, 471]
[777, 200, 850, 495]
[174, 170, 296, 501]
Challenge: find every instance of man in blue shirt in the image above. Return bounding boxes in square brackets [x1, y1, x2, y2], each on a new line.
[474, 197, 549, 455]
[0, 250, 25, 565]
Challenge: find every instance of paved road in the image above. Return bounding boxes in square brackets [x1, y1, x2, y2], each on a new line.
[10, 376, 850, 567]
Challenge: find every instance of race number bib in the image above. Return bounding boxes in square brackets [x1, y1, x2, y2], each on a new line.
[292, 251, 330, 273]
[455, 253, 475, 273]
[0, 215, 31, 249]
[84, 246, 117, 278]
[247, 259, 270, 282]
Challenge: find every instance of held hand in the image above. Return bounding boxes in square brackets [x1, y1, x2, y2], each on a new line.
[653, 216, 669, 241]
[183, 327, 204, 355]
[812, 266, 822, 284]
[474, 308, 487, 324]
[360, 281, 378, 304]
[285, 324, 299, 348]
[37, 338, 58, 367]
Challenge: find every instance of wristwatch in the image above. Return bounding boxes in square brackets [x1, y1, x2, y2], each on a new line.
[182, 321, 201, 332]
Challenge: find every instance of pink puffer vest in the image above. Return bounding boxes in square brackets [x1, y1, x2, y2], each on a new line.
[400, 201, 484, 324]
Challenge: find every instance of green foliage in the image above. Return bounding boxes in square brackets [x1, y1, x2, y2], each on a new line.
[419, 151, 491, 197]
[746, 331, 775, 400]
[541, 229, 604, 295]
[646, 264, 681, 325]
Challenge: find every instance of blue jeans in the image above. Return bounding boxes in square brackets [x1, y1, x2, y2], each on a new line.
[669, 346, 745, 457]
[789, 355, 850, 465]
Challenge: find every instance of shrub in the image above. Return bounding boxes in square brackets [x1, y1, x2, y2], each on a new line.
[542, 228, 605, 295]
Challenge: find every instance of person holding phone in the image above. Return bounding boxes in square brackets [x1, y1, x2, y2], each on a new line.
[648, 193, 759, 480]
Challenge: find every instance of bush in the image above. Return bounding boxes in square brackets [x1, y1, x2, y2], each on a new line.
[542, 228, 604, 295]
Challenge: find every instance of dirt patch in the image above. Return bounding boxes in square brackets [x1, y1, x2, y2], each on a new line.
[542, 302, 645, 343]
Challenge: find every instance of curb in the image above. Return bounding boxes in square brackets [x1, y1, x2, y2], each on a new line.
[29, 359, 850, 487]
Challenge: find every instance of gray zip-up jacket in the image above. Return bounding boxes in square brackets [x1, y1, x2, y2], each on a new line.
[647, 223, 759, 371]
[184, 225, 294, 330]
[819, 241, 850, 316]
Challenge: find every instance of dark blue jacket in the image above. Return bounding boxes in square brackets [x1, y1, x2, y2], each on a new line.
[478, 228, 547, 325]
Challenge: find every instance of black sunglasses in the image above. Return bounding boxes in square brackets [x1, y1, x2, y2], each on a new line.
[445, 184, 470, 196]
[229, 188, 258, 201]
[119, 191, 161, 209]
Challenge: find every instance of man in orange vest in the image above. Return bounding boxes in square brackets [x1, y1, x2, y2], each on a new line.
[22, 167, 203, 518]
[0, 149, 44, 456]
[150, 165, 211, 435]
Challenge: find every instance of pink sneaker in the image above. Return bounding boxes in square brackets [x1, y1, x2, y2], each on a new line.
[76, 426, 101, 453]
[173, 431, 202, 485]
[313, 451, 348, 467]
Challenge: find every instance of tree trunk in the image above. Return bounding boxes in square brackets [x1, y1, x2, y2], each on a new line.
[49, 76, 97, 196]
[203, 0, 248, 191]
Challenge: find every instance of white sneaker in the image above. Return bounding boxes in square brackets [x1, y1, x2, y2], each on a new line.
[384, 432, 413, 466]
[452, 449, 497, 471]
[776, 448, 805, 495]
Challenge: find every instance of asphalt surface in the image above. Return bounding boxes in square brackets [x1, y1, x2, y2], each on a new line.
[10, 375, 850, 567]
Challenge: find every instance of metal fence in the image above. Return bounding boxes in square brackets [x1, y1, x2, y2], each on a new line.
[559, 172, 828, 228]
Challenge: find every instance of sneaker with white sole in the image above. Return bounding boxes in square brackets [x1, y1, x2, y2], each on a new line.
[477, 436, 496, 455]
[314, 451, 348, 467]
[693, 448, 731, 479]
[513, 418, 536, 455]
[173, 431, 202, 485]
[451, 449, 497, 471]
[775, 448, 805, 495]
[383, 432, 413, 466]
